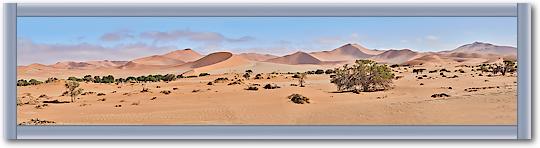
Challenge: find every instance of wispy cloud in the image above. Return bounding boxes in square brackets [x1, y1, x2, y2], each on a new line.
[100, 30, 134, 42]
[17, 38, 175, 65]
[139, 29, 255, 43]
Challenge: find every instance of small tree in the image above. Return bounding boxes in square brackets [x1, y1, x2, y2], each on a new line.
[28, 79, 42, 85]
[83, 75, 94, 82]
[480, 65, 487, 73]
[162, 74, 176, 82]
[330, 60, 394, 92]
[298, 73, 307, 87]
[243, 72, 251, 80]
[502, 60, 516, 76]
[65, 80, 84, 102]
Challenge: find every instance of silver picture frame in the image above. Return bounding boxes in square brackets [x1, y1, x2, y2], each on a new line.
[4, 3, 532, 139]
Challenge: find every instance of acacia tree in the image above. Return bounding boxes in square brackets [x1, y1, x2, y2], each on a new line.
[330, 60, 394, 92]
[502, 60, 516, 76]
[298, 73, 307, 87]
[65, 80, 84, 102]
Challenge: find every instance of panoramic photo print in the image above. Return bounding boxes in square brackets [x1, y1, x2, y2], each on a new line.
[16, 17, 517, 125]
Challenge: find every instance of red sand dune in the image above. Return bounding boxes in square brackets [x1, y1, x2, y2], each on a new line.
[179, 52, 251, 75]
[162, 48, 203, 62]
[265, 51, 322, 65]
[237, 53, 279, 61]
[370, 49, 422, 64]
[310, 43, 383, 61]
[131, 55, 185, 66]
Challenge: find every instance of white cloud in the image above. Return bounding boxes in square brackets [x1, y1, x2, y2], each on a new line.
[17, 38, 176, 65]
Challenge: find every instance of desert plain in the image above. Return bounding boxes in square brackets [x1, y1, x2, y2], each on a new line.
[16, 42, 517, 125]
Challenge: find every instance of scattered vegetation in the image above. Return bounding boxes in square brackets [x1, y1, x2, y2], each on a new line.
[18, 118, 56, 125]
[288, 94, 310, 104]
[160, 90, 171, 95]
[330, 60, 394, 92]
[297, 73, 307, 87]
[17, 79, 43, 86]
[245, 85, 259, 91]
[431, 93, 450, 98]
[199, 73, 210, 77]
[263, 83, 281, 89]
[65, 81, 84, 102]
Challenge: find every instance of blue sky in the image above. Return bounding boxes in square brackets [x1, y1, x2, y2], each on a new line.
[17, 17, 517, 65]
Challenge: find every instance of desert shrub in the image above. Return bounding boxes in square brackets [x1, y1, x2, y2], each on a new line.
[254, 74, 264, 79]
[292, 74, 300, 78]
[297, 73, 307, 87]
[185, 75, 198, 78]
[214, 77, 229, 83]
[228, 80, 243, 85]
[412, 68, 426, 74]
[325, 69, 334, 74]
[502, 60, 516, 75]
[288, 94, 310, 104]
[141, 88, 149, 93]
[207, 82, 213, 85]
[245, 85, 259, 91]
[83, 75, 94, 82]
[315, 69, 325, 74]
[330, 60, 394, 92]
[439, 69, 451, 72]
[68, 76, 83, 82]
[176, 74, 184, 79]
[17, 79, 29, 86]
[431, 93, 450, 98]
[162, 74, 176, 82]
[45, 77, 58, 83]
[97, 93, 106, 96]
[28, 79, 43, 85]
[243, 72, 251, 80]
[245, 70, 253, 73]
[65, 80, 84, 102]
[160, 90, 171, 95]
[263, 83, 281, 89]
[199, 73, 210, 77]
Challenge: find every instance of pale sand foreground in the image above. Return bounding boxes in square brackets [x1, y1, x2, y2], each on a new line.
[17, 65, 517, 125]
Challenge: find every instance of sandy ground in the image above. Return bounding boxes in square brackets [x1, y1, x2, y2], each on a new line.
[17, 65, 516, 125]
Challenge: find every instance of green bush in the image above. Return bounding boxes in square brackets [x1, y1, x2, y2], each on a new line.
[330, 60, 394, 92]
[288, 94, 310, 104]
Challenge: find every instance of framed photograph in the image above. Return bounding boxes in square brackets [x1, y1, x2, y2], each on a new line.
[4, 3, 532, 139]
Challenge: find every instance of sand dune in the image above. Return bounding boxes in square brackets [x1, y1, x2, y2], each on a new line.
[237, 53, 279, 61]
[266, 52, 322, 65]
[17, 42, 518, 80]
[447, 42, 517, 56]
[131, 55, 185, 66]
[310, 43, 382, 61]
[179, 52, 252, 75]
[162, 48, 203, 62]
[370, 49, 423, 64]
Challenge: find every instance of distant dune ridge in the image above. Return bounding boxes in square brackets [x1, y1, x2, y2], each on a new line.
[18, 42, 517, 79]
[310, 43, 383, 61]
[447, 42, 517, 56]
[237, 53, 279, 61]
[265, 51, 322, 65]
